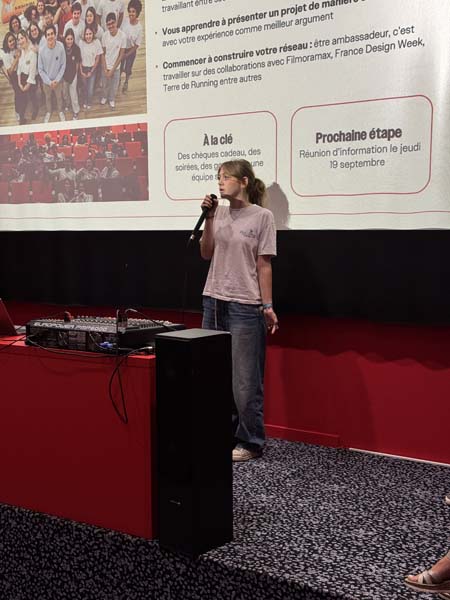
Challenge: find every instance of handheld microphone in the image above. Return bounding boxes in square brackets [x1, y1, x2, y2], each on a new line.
[189, 194, 217, 242]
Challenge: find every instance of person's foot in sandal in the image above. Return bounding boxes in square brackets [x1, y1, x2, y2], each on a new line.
[405, 552, 450, 593]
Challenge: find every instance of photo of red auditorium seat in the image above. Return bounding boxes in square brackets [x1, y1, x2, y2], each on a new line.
[138, 176, 148, 200]
[125, 141, 142, 158]
[99, 178, 126, 202]
[73, 145, 90, 162]
[31, 181, 54, 203]
[10, 182, 32, 204]
[0, 181, 10, 203]
[133, 157, 147, 176]
[116, 157, 135, 176]
[118, 132, 132, 143]
[59, 146, 74, 158]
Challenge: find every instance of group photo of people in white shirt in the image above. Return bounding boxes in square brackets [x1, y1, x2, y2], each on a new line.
[0, 0, 145, 125]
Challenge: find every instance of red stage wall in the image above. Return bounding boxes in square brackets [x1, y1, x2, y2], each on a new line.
[7, 302, 450, 465]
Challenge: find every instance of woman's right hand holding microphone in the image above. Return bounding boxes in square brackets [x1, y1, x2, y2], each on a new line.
[201, 194, 218, 219]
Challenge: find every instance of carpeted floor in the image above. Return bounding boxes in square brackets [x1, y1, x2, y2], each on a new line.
[0, 439, 448, 599]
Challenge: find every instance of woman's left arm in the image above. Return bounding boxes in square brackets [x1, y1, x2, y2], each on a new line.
[257, 254, 279, 334]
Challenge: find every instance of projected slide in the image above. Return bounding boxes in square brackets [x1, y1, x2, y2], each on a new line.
[0, 0, 449, 230]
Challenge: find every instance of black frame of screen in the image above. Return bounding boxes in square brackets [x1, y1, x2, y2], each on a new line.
[0, 230, 449, 324]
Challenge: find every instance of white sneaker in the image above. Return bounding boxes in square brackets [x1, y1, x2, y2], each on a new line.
[82, 104, 87, 109]
[109, 100, 115, 109]
[44, 112, 51, 123]
[232, 446, 261, 462]
[73, 113, 79, 120]
[100, 97, 107, 105]
[59, 111, 65, 121]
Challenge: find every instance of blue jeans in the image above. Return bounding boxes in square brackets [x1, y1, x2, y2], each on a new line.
[121, 50, 137, 77]
[202, 296, 266, 451]
[101, 68, 121, 103]
[81, 66, 96, 105]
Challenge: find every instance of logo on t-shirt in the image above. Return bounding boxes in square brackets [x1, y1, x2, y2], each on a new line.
[240, 228, 257, 239]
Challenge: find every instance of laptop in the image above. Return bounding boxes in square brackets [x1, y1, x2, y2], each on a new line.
[0, 299, 21, 336]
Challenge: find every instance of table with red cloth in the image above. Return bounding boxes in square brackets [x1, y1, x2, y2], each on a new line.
[0, 337, 156, 538]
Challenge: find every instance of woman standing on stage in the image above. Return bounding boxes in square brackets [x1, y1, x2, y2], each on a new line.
[200, 159, 278, 462]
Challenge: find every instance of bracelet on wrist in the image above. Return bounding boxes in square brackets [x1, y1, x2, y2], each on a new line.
[262, 302, 273, 310]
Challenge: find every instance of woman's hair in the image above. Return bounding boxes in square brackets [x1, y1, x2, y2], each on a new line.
[2, 31, 16, 52]
[64, 27, 74, 43]
[17, 29, 29, 43]
[85, 7, 98, 34]
[24, 4, 37, 22]
[83, 24, 95, 41]
[27, 21, 42, 43]
[9, 15, 21, 32]
[127, 0, 142, 16]
[219, 159, 266, 206]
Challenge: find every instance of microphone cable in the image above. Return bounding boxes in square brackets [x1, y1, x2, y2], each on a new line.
[181, 194, 217, 326]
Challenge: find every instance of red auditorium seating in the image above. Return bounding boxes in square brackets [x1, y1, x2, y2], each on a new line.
[0, 142, 16, 155]
[0, 181, 10, 203]
[125, 124, 140, 133]
[118, 132, 132, 143]
[99, 178, 126, 202]
[35, 132, 52, 144]
[138, 176, 148, 200]
[133, 156, 147, 176]
[110, 125, 125, 134]
[132, 130, 147, 143]
[73, 145, 90, 161]
[125, 141, 142, 158]
[116, 157, 134, 176]
[12, 134, 28, 149]
[57, 130, 71, 140]
[10, 181, 32, 204]
[59, 146, 74, 158]
[31, 180, 54, 203]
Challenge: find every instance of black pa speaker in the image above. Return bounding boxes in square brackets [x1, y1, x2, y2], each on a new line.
[155, 328, 233, 557]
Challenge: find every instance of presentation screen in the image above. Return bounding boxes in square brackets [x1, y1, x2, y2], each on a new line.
[0, 0, 447, 230]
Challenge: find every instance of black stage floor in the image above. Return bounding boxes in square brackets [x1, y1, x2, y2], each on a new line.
[1, 439, 449, 599]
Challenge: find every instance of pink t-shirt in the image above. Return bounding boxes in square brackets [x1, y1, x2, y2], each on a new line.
[203, 204, 277, 304]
